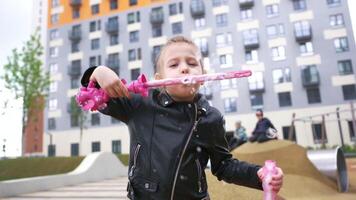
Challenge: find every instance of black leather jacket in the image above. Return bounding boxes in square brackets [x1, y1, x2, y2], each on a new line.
[81, 67, 262, 200]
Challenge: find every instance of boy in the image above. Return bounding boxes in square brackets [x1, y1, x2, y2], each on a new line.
[81, 36, 283, 200]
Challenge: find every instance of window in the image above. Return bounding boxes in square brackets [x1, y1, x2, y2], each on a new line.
[266, 24, 284, 37]
[70, 114, 79, 127]
[347, 121, 356, 141]
[48, 144, 56, 157]
[49, 47, 58, 58]
[213, 0, 228, 7]
[152, 45, 162, 64]
[338, 60, 353, 75]
[342, 85, 356, 100]
[49, 99, 57, 110]
[194, 38, 209, 56]
[111, 117, 121, 124]
[294, 21, 311, 38]
[330, 14, 344, 26]
[271, 46, 286, 61]
[220, 79, 237, 90]
[292, 0, 306, 11]
[248, 72, 264, 91]
[169, 2, 183, 16]
[51, 14, 59, 24]
[91, 113, 100, 126]
[306, 87, 321, 104]
[219, 54, 233, 68]
[129, 31, 139, 42]
[245, 50, 259, 63]
[70, 76, 79, 89]
[172, 22, 183, 34]
[71, 143, 79, 156]
[278, 92, 292, 107]
[91, 38, 100, 50]
[110, 0, 118, 10]
[129, 0, 138, 6]
[327, 0, 341, 7]
[215, 33, 232, 47]
[334, 37, 349, 52]
[250, 93, 263, 108]
[224, 98, 237, 113]
[266, 4, 279, 18]
[49, 29, 59, 40]
[312, 123, 327, 144]
[51, 0, 59, 7]
[216, 14, 228, 27]
[240, 8, 252, 20]
[72, 8, 80, 19]
[92, 142, 101, 152]
[50, 81, 57, 93]
[91, 4, 99, 15]
[194, 17, 206, 29]
[89, 56, 102, 67]
[299, 41, 314, 55]
[49, 63, 58, 74]
[128, 48, 141, 61]
[112, 140, 122, 153]
[110, 34, 119, 46]
[272, 68, 291, 84]
[89, 20, 101, 32]
[48, 118, 56, 130]
[131, 68, 140, 81]
[282, 126, 296, 141]
[71, 42, 79, 53]
[127, 11, 140, 24]
[152, 25, 162, 37]
[243, 29, 259, 48]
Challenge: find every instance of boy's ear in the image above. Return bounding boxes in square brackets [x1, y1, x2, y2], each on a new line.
[154, 73, 162, 80]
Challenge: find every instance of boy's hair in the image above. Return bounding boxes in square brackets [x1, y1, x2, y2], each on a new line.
[155, 36, 204, 73]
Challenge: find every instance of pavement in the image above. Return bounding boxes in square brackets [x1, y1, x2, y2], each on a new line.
[2, 177, 129, 200]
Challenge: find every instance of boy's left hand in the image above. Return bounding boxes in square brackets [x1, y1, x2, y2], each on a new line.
[257, 167, 284, 193]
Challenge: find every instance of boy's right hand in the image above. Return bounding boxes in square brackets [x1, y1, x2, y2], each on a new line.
[90, 66, 130, 98]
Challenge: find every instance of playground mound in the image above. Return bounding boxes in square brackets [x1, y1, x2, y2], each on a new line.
[206, 140, 355, 200]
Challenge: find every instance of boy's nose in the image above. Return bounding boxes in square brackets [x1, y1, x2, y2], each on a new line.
[180, 64, 189, 74]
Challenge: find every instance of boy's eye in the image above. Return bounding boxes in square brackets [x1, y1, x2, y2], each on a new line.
[170, 63, 178, 67]
[188, 62, 198, 66]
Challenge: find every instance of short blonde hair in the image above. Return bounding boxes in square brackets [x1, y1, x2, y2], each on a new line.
[155, 36, 203, 73]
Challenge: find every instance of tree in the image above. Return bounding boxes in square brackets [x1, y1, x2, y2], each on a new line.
[2, 31, 50, 156]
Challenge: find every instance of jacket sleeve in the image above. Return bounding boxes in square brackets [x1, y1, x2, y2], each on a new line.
[81, 66, 143, 124]
[267, 118, 276, 130]
[209, 116, 262, 190]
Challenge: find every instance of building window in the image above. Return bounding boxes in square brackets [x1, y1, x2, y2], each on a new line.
[129, 31, 139, 42]
[129, 0, 138, 6]
[50, 81, 57, 93]
[240, 8, 252, 20]
[49, 63, 58, 74]
[266, 4, 279, 18]
[131, 68, 140, 81]
[342, 85, 356, 100]
[219, 54, 233, 68]
[49, 99, 57, 111]
[292, 0, 306, 11]
[71, 143, 79, 156]
[272, 68, 291, 84]
[110, 0, 118, 10]
[152, 25, 162, 37]
[70, 114, 79, 127]
[312, 123, 327, 144]
[49, 29, 59, 40]
[48, 118, 56, 130]
[271, 46, 286, 61]
[213, 0, 228, 7]
[128, 48, 141, 61]
[248, 72, 264, 91]
[194, 17, 206, 29]
[338, 60, 353, 75]
[49, 47, 58, 58]
[266, 23, 284, 37]
[245, 50, 259, 63]
[112, 140, 122, 153]
[48, 145, 56, 157]
[152, 45, 162, 64]
[172, 22, 183, 35]
[91, 113, 100, 126]
[91, 142, 101, 152]
[127, 11, 140, 24]
[70, 76, 80, 89]
[91, 4, 99, 15]
[220, 79, 237, 90]
[91, 38, 100, 50]
[71, 42, 79, 53]
[330, 14, 344, 26]
[51, 14, 59, 24]
[282, 126, 296, 141]
[224, 98, 237, 113]
[250, 93, 263, 108]
[72, 8, 80, 19]
[215, 33, 232, 47]
[278, 92, 292, 107]
[347, 121, 356, 141]
[299, 41, 314, 56]
[216, 14, 228, 27]
[109, 34, 119, 46]
[334, 37, 349, 52]
[51, 0, 60, 7]
[194, 38, 209, 56]
[169, 2, 183, 16]
[89, 20, 101, 32]
[327, 0, 341, 7]
[306, 87, 321, 104]
[89, 56, 101, 67]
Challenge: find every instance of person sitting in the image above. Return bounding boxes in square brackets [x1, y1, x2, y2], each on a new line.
[249, 109, 277, 143]
[229, 121, 248, 150]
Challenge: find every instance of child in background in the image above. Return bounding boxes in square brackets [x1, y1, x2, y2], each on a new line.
[81, 36, 283, 200]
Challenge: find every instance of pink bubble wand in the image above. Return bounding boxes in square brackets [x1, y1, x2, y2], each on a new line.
[261, 160, 279, 200]
[76, 70, 252, 111]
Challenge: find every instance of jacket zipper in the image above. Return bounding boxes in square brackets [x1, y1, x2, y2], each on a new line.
[195, 159, 203, 193]
[129, 143, 141, 177]
[170, 104, 200, 200]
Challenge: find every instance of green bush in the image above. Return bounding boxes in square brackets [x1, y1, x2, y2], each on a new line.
[342, 144, 356, 153]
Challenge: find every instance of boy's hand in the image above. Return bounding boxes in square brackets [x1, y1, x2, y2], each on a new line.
[90, 66, 130, 98]
[257, 167, 284, 193]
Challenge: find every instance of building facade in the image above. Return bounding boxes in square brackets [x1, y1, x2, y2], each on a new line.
[44, 0, 356, 157]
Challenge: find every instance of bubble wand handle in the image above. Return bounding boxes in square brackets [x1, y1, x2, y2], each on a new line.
[262, 160, 278, 200]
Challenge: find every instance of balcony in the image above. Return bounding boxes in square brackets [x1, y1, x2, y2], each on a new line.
[239, 0, 254, 8]
[67, 65, 81, 77]
[70, 0, 82, 7]
[190, 0, 205, 18]
[150, 9, 164, 24]
[301, 67, 320, 87]
[68, 29, 82, 41]
[248, 82, 265, 93]
[105, 21, 119, 34]
[294, 22, 312, 42]
[243, 37, 259, 50]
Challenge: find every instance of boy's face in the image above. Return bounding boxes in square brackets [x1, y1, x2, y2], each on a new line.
[155, 43, 203, 102]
